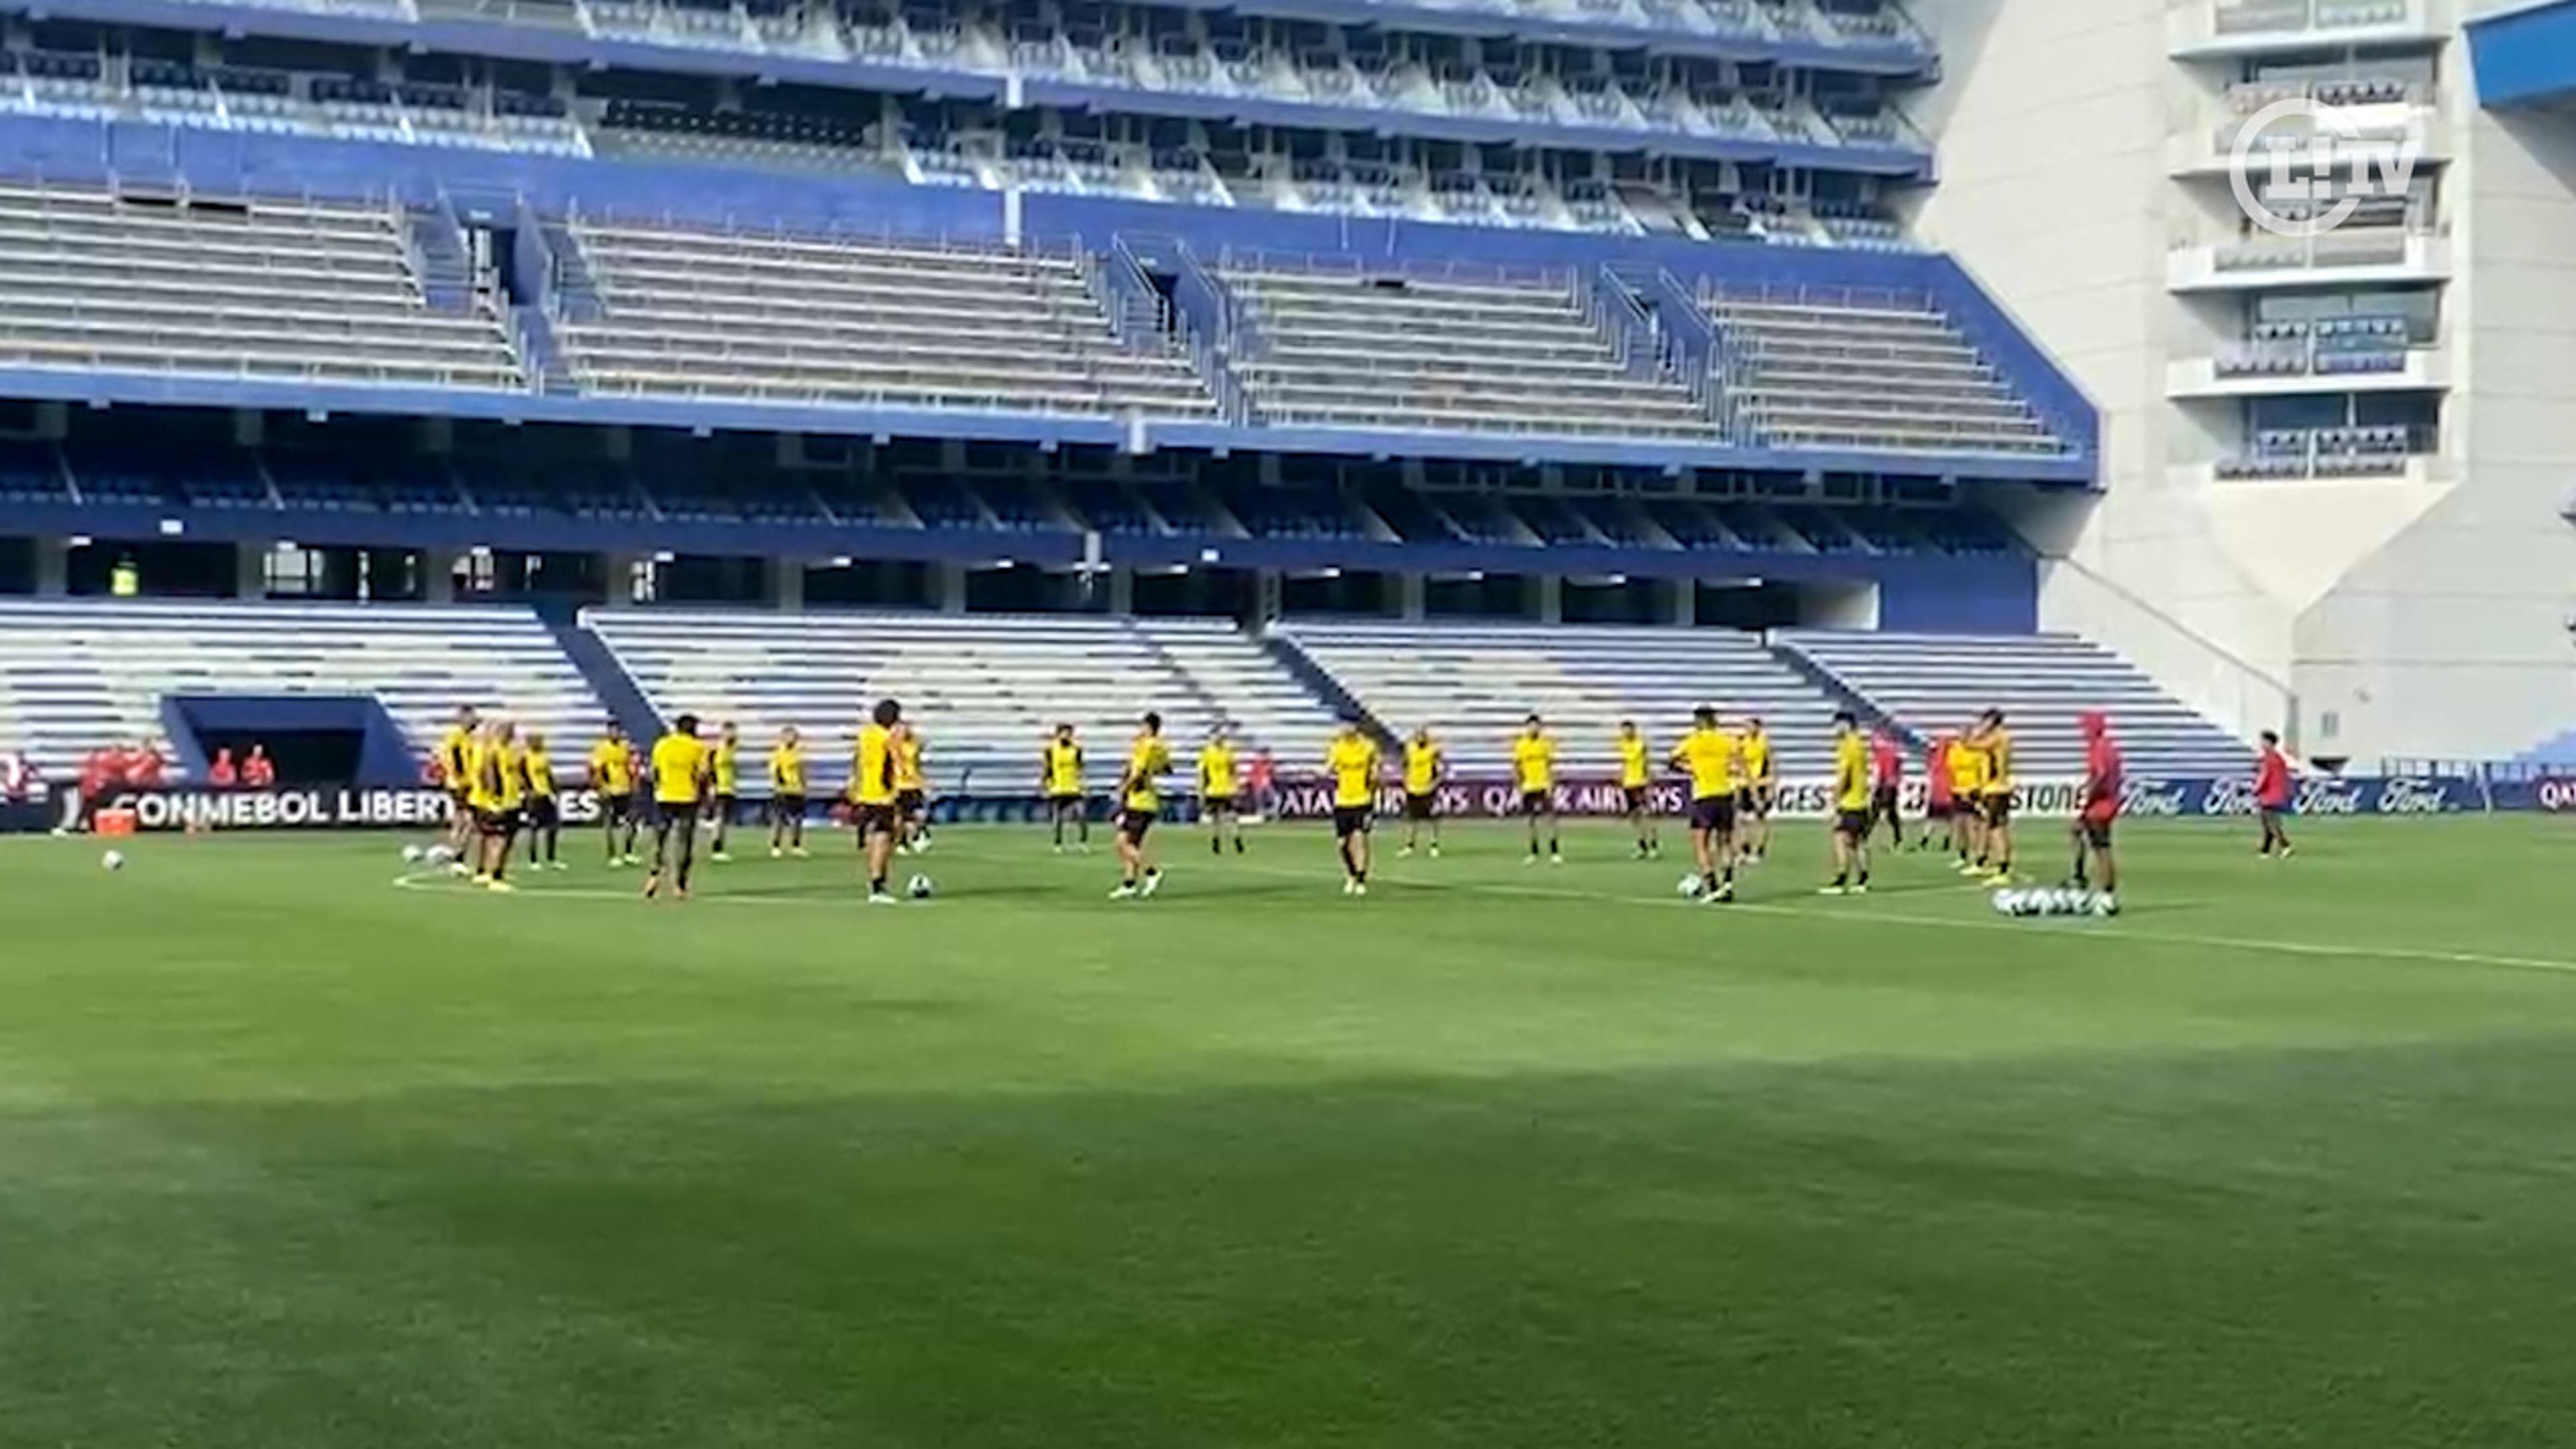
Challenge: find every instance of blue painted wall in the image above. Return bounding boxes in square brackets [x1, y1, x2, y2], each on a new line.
[2468, 1, 2576, 107]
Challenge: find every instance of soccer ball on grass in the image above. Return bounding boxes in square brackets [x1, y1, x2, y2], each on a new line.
[906, 874, 935, 900]
[101, 849, 126, 872]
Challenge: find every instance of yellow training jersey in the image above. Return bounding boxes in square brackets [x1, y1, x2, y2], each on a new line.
[524, 747, 555, 799]
[1199, 741, 1238, 800]
[1512, 733, 1556, 793]
[769, 742, 806, 796]
[1617, 734, 1651, 790]
[440, 725, 473, 792]
[1834, 733, 1870, 812]
[652, 732, 707, 806]
[590, 739, 635, 796]
[1403, 739, 1442, 795]
[1981, 731, 2015, 796]
[462, 739, 496, 812]
[1326, 734, 1379, 809]
[1673, 727, 1740, 800]
[1950, 741, 1988, 796]
[852, 724, 897, 807]
[712, 740, 739, 796]
[1743, 731, 1775, 784]
[492, 743, 527, 811]
[1043, 740, 1083, 796]
[1123, 735, 1172, 812]
[893, 730, 926, 793]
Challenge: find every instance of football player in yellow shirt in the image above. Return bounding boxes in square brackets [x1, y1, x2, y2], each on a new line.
[1041, 724, 1088, 854]
[1617, 720, 1659, 861]
[1199, 724, 1244, 857]
[851, 700, 904, 905]
[476, 719, 527, 893]
[893, 722, 930, 855]
[521, 730, 564, 872]
[1109, 712, 1171, 900]
[1970, 708, 2017, 883]
[1512, 713, 1560, 865]
[1949, 722, 1991, 875]
[438, 704, 479, 870]
[1397, 727, 1444, 859]
[1739, 716, 1777, 865]
[1821, 711, 1873, 896]
[1324, 718, 1381, 896]
[588, 721, 641, 867]
[1669, 706, 1741, 904]
[767, 726, 809, 859]
[708, 722, 742, 863]
[644, 713, 710, 902]
[460, 721, 496, 885]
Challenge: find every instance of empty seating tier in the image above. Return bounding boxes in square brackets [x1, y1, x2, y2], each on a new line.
[1224, 266, 1718, 440]
[0, 600, 605, 781]
[1705, 288, 2068, 456]
[0, 182, 522, 390]
[1776, 631, 2255, 777]
[584, 610, 1339, 794]
[561, 221, 1218, 418]
[1273, 621, 1843, 774]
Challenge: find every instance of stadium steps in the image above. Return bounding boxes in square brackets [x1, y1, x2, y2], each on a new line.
[552, 614, 663, 743]
[1257, 629, 1397, 749]
[1762, 634, 1911, 745]
[539, 217, 606, 322]
[400, 205, 476, 313]
[508, 305, 579, 397]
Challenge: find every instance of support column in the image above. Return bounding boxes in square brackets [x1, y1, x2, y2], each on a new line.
[1534, 575, 1562, 625]
[1398, 572, 1426, 621]
[936, 562, 967, 614]
[1106, 566, 1134, 615]
[1670, 578, 1696, 627]
[235, 543, 266, 600]
[425, 551, 459, 604]
[34, 537, 70, 596]
[1254, 569, 1282, 626]
[777, 563, 805, 613]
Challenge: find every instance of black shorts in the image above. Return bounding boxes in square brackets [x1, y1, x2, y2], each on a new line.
[1927, 798, 1953, 820]
[602, 792, 633, 824]
[1332, 804, 1371, 838]
[1204, 794, 1238, 816]
[1519, 789, 1552, 816]
[477, 806, 521, 837]
[1403, 791, 1436, 822]
[897, 789, 926, 815]
[1745, 784, 1775, 818]
[1118, 807, 1157, 843]
[656, 799, 700, 828]
[1872, 785, 1898, 816]
[1690, 795, 1737, 833]
[1835, 808, 1870, 837]
[447, 788, 472, 822]
[2080, 813, 2115, 849]
[853, 802, 897, 836]
[1622, 785, 1649, 812]
[1982, 793, 2014, 826]
[527, 796, 559, 829]
[1048, 792, 1084, 813]
[772, 793, 806, 820]
[714, 792, 737, 818]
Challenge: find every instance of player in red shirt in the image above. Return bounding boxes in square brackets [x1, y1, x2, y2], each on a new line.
[2253, 730, 2294, 859]
[241, 743, 276, 790]
[1245, 747, 1277, 822]
[1923, 733, 1955, 855]
[1868, 727, 1905, 849]
[126, 739, 167, 788]
[2067, 711, 2123, 903]
[206, 747, 238, 789]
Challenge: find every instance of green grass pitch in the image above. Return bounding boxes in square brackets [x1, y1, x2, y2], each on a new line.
[5, 814, 2576, 1448]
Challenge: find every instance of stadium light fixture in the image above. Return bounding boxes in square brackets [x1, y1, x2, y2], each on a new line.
[828, 556, 853, 569]
[1199, 547, 1221, 564]
[652, 550, 676, 564]
[68, 535, 93, 549]
[158, 519, 184, 537]
[1319, 566, 1342, 580]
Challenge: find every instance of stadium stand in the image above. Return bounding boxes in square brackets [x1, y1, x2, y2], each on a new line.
[1776, 631, 2255, 775]
[1271, 622, 1845, 773]
[557, 219, 1217, 415]
[1224, 262, 1715, 439]
[584, 609, 1340, 792]
[0, 182, 523, 390]
[1706, 286, 2068, 455]
[0, 600, 605, 781]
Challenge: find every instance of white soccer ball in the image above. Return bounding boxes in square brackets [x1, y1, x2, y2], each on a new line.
[425, 843, 455, 866]
[906, 873, 935, 900]
[1677, 873, 1706, 898]
[1990, 889, 2019, 915]
[2090, 893, 2120, 918]
[101, 849, 125, 872]
[910, 835, 932, 855]
[402, 844, 425, 865]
